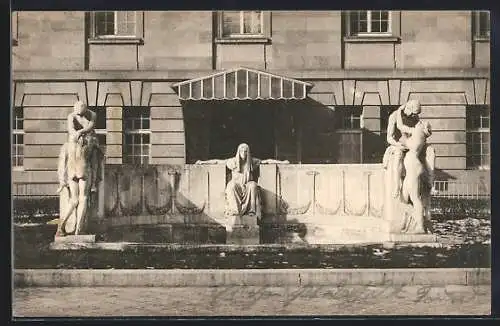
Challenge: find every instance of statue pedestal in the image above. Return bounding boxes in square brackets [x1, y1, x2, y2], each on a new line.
[389, 233, 437, 243]
[226, 215, 260, 245]
[54, 235, 96, 243]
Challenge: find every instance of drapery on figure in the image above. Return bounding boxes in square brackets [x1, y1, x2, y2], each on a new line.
[196, 143, 288, 230]
[225, 143, 262, 219]
[55, 101, 103, 236]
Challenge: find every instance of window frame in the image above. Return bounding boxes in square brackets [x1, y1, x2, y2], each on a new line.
[473, 11, 490, 41]
[466, 105, 490, 170]
[344, 10, 401, 43]
[380, 105, 400, 142]
[335, 106, 363, 130]
[12, 106, 24, 170]
[215, 11, 271, 44]
[90, 106, 107, 156]
[12, 11, 18, 46]
[122, 107, 151, 166]
[89, 11, 144, 45]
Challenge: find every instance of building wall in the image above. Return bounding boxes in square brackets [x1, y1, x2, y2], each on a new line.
[11, 10, 491, 196]
[12, 11, 86, 71]
[399, 11, 472, 69]
[267, 11, 342, 70]
[12, 11, 489, 71]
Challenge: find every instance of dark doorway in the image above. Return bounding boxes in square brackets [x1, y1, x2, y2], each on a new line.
[209, 101, 276, 160]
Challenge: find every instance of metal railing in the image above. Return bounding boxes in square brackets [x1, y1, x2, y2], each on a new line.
[432, 181, 490, 199]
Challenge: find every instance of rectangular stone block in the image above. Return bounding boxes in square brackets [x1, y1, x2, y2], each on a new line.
[142, 225, 173, 243]
[233, 214, 259, 226]
[53, 235, 96, 243]
[227, 226, 260, 245]
[389, 233, 438, 243]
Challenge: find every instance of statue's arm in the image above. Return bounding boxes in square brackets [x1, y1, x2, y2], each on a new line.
[67, 114, 77, 136]
[195, 159, 227, 165]
[386, 114, 400, 146]
[78, 111, 96, 135]
[260, 159, 290, 164]
[395, 106, 414, 135]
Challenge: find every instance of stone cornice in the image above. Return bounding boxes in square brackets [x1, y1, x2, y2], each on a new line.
[12, 69, 490, 82]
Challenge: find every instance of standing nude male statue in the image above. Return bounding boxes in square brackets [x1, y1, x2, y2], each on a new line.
[55, 101, 102, 236]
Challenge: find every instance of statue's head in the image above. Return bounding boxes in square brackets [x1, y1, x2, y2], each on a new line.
[237, 143, 250, 161]
[404, 100, 421, 117]
[73, 100, 87, 115]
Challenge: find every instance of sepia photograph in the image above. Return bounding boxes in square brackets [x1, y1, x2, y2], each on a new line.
[11, 9, 491, 317]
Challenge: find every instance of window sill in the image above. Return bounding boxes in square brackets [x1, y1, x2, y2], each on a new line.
[12, 166, 25, 172]
[473, 37, 490, 43]
[215, 37, 271, 45]
[88, 37, 144, 45]
[343, 36, 401, 44]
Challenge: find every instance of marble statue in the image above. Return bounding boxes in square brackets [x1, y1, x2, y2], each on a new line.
[55, 101, 103, 236]
[196, 143, 288, 230]
[383, 100, 436, 233]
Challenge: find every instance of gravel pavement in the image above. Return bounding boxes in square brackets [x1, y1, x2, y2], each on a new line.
[13, 285, 490, 317]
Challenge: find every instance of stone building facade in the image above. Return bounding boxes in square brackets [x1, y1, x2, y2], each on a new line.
[12, 11, 490, 199]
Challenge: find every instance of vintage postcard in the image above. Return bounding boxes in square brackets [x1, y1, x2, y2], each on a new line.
[12, 10, 491, 317]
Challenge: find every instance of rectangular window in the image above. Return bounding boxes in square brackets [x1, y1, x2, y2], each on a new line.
[91, 106, 107, 155]
[380, 105, 400, 142]
[466, 105, 490, 170]
[12, 107, 24, 168]
[348, 11, 392, 35]
[335, 106, 363, 130]
[474, 11, 490, 38]
[123, 107, 150, 165]
[93, 11, 137, 37]
[12, 11, 18, 45]
[221, 11, 263, 37]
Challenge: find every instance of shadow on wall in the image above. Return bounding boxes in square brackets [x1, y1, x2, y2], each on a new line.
[224, 164, 308, 244]
[102, 165, 227, 244]
[259, 186, 308, 244]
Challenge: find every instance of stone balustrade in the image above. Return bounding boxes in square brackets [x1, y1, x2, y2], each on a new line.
[91, 163, 396, 244]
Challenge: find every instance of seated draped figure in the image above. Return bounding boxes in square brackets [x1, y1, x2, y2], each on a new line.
[196, 143, 288, 227]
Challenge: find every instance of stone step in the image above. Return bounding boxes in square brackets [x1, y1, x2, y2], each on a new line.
[53, 235, 96, 243]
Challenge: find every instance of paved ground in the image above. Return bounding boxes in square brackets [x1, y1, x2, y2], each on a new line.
[13, 285, 490, 317]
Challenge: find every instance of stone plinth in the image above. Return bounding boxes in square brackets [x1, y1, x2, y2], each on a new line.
[227, 214, 260, 245]
[389, 233, 438, 243]
[54, 235, 96, 243]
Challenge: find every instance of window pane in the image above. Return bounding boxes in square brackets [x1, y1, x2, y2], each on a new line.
[222, 11, 241, 36]
[380, 20, 388, 33]
[358, 11, 368, 33]
[94, 107, 107, 130]
[116, 11, 136, 36]
[243, 11, 261, 34]
[95, 11, 115, 36]
[479, 11, 490, 37]
[371, 11, 382, 20]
